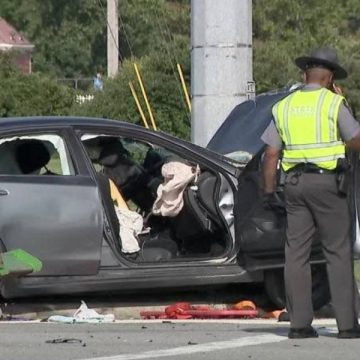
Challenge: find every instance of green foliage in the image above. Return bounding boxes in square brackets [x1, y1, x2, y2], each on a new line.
[0, 53, 75, 117]
[73, 51, 190, 139]
[253, 0, 360, 111]
[1, 0, 360, 136]
[69, 0, 191, 138]
[0, 0, 106, 77]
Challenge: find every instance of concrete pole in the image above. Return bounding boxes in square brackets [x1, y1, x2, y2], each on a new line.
[191, 0, 254, 147]
[107, 0, 119, 78]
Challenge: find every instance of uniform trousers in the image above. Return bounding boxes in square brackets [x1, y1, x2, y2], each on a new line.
[284, 172, 358, 330]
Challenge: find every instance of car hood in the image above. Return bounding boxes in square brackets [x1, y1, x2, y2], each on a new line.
[206, 87, 299, 158]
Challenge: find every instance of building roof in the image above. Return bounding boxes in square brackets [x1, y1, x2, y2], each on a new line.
[0, 17, 34, 50]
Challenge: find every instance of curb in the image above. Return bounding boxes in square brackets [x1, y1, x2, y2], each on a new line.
[0, 302, 336, 322]
[2, 304, 167, 321]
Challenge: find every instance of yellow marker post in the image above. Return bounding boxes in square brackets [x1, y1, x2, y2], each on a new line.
[177, 64, 191, 112]
[134, 63, 158, 131]
[129, 82, 149, 129]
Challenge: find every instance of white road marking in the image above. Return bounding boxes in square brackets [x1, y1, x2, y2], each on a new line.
[81, 334, 286, 360]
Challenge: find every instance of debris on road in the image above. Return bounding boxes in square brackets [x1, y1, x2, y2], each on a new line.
[47, 300, 115, 324]
[141, 302, 258, 319]
[140, 300, 289, 320]
[45, 338, 83, 344]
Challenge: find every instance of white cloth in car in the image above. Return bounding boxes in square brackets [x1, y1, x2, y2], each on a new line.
[152, 161, 197, 217]
[115, 206, 142, 253]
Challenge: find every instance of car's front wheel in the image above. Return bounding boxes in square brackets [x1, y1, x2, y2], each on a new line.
[264, 264, 330, 311]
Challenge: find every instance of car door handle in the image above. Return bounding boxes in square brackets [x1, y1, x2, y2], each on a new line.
[0, 189, 9, 196]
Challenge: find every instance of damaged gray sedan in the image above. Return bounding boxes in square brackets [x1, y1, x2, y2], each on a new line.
[0, 103, 357, 308]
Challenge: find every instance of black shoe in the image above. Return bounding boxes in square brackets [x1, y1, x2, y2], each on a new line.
[338, 326, 360, 339]
[288, 326, 319, 339]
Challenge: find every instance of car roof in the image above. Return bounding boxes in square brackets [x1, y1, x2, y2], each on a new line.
[0, 116, 239, 176]
[0, 116, 142, 131]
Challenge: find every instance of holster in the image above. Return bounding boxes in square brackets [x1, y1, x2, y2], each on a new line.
[336, 159, 350, 196]
[336, 171, 348, 196]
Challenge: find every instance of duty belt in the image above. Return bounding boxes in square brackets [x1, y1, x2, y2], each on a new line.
[286, 163, 337, 174]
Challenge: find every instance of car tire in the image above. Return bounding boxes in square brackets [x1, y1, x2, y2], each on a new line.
[264, 264, 330, 311]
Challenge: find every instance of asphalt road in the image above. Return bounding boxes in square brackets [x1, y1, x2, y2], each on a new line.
[0, 320, 358, 360]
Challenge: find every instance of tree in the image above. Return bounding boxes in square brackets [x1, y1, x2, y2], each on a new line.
[0, 0, 106, 77]
[253, 0, 360, 111]
[0, 53, 75, 117]
[2, 0, 360, 138]
[73, 49, 191, 139]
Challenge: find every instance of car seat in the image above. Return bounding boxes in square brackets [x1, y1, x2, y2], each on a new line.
[96, 173, 121, 239]
[15, 139, 52, 174]
[171, 171, 224, 254]
[109, 178, 128, 210]
[98, 141, 155, 211]
[96, 173, 178, 261]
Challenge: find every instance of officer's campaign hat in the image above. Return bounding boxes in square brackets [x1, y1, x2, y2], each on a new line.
[295, 47, 348, 79]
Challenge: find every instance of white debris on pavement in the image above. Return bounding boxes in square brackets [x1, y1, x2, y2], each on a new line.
[47, 301, 115, 324]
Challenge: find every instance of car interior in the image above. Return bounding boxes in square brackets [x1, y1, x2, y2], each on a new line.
[0, 136, 70, 175]
[81, 135, 233, 263]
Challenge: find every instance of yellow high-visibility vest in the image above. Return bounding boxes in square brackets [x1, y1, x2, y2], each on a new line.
[272, 88, 345, 171]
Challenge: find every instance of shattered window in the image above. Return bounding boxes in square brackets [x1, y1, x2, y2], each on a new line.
[0, 134, 75, 175]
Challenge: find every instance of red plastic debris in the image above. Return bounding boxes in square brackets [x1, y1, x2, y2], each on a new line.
[140, 302, 258, 320]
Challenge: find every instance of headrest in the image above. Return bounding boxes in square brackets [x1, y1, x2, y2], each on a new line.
[15, 140, 51, 174]
[98, 141, 129, 167]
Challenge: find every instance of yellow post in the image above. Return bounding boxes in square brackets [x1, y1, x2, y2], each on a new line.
[129, 82, 149, 129]
[177, 63, 191, 112]
[133, 63, 158, 131]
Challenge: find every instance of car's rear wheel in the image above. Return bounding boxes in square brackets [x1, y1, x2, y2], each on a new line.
[264, 264, 330, 311]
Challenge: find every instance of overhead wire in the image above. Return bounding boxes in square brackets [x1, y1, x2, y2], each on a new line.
[95, 0, 154, 129]
[96, 0, 124, 62]
[152, 4, 191, 119]
[117, 1, 134, 58]
[116, 0, 189, 124]
[94, 0, 191, 127]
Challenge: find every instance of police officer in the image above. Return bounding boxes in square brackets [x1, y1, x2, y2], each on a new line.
[262, 47, 360, 339]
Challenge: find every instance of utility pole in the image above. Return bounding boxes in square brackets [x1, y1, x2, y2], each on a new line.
[107, 0, 119, 78]
[191, 0, 254, 147]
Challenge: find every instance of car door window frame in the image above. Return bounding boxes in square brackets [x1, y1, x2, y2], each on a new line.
[0, 127, 94, 177]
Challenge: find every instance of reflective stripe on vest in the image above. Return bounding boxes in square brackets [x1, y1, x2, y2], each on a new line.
[272, 88, 345, 171]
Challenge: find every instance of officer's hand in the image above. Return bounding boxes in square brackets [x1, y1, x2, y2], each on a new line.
[332, 83, 343, 95]
[263, 192, 286, 215]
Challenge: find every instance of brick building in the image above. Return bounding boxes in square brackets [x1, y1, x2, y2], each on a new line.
[0, 18, 34, 74]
